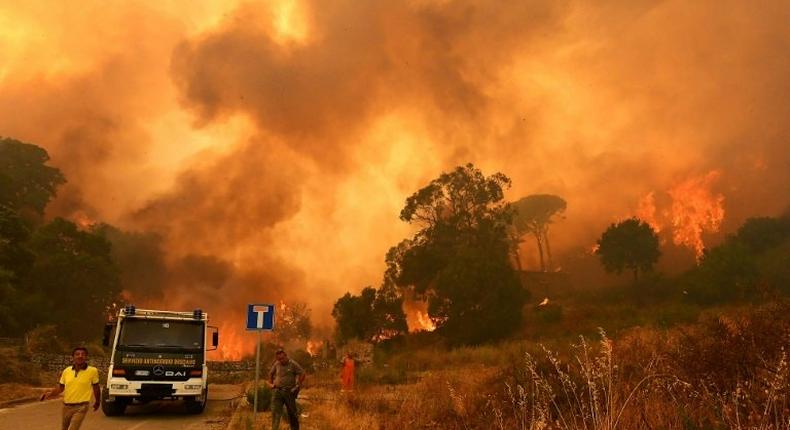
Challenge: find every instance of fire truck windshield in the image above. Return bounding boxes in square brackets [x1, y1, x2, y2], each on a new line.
[118, 319, 203, 350]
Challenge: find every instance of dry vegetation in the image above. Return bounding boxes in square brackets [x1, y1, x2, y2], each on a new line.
[0, 346, 56, 404]
[249, 301, 789, 430]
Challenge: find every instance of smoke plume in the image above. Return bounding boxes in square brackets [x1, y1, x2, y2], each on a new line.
[1, 0, 788, 357]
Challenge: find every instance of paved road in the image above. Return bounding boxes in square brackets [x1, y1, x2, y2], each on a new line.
[0, 384, 241, 430]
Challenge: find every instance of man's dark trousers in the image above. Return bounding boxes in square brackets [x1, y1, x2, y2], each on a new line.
[272, 388, 299, 430]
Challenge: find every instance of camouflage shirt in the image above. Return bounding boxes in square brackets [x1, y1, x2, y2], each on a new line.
[269, 359, 304, 389]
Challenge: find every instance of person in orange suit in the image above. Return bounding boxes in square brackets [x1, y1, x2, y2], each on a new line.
[340, 352, 355, 391]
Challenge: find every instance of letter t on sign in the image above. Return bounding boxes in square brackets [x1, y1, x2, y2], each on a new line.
[253, 305, 269, 329]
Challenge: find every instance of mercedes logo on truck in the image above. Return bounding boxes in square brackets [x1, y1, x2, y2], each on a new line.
[101, 306, 220, 416]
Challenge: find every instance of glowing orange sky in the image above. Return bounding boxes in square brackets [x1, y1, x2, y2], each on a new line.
[1, 0, 788, 356]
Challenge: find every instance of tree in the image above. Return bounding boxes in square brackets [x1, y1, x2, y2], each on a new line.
[332, 284, 407, 344]
[684, 241, 758, 304]
[387, 163, 525, 345]
[333, 288, 376, 343]
[0, 138, 65, 336]
[595, 217, 660, 283]
[0, 204, 34, 279]
[22, 218, 120, 340]
[734, 216, 789, 254]
[371, 282, 408, 339]
[511, 194, 566, 271]
[0, 138, 65, 216]
[273, 302, 313, 346]
[0, 268, 19, 335]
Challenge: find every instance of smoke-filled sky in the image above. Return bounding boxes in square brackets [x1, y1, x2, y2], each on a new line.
[1, 0, 788, 356]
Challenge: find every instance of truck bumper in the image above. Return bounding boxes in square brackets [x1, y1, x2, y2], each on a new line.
[106, 377, 206, 401]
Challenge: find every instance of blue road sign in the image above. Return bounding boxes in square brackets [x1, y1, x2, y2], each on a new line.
[246, 304, 275, 331]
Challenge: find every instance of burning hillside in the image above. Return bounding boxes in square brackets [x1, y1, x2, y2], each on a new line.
[0, 1, 788, 349]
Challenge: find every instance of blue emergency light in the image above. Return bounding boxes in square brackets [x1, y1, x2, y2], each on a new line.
[193, 308, 203, 319]
[124, 304, 136, 315]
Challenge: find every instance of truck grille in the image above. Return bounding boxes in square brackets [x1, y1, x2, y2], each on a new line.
[139, 384, 174, 398]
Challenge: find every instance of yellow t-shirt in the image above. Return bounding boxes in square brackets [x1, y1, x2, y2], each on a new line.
[59, 365, 100, 404]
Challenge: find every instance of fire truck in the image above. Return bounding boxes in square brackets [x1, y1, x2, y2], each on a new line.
[101, 306, 219, 415]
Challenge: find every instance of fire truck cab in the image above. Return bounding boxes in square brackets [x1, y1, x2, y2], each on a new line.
[101, 306, 219, 415]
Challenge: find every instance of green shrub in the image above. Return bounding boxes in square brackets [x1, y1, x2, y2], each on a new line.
[246, 384, 273, 411]
[684, 241, 759, 304]
[757, 240, 790, 294]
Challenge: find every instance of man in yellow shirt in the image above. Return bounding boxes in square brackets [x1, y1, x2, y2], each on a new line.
[40, 347, 101, 430]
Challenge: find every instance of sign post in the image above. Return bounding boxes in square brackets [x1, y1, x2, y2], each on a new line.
[246, 304, 275, 424]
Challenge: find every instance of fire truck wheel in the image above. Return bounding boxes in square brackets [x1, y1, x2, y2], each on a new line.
[101, 390, 127, 416]
[185, 388, 207, 414]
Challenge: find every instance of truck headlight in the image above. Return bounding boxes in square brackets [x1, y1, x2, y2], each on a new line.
[184, 385, 202, 390]
[110, 384, 129, 390]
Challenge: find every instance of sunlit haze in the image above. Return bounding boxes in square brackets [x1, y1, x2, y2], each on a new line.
[1, 0, 788, 359]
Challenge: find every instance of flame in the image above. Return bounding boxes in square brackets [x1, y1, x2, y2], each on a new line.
[402, 299, 436, 332]
[636, 192, 662, 233]
[210, 321, 252, 361]
[538, 297, 549, 306]
[667, 171, 725, 258]
[70, 210, 96, 229]
[306, 340, 321, 357]
[633, 170, 725, 260]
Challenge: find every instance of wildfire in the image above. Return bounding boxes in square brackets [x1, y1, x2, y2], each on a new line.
[667, 171, 725, 258]
[210, 321, 250, 361]
[402, 299, 436, 332]
[634, 170, 725, 260]
[306, 340, 322, 357]
[71, 210, 97, 229]
[636, 192, 662, 233]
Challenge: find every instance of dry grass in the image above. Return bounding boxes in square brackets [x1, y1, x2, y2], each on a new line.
[0, 346, 43, 385]
[490, 326, 790, 429]
[295, 302, 790, 429]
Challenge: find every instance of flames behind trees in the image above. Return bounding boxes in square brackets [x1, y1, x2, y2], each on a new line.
[402, 297, 436, 333]
[0, 1, 789, 352]
[635, 171, 726, 259]
[386, 164, 525, 344]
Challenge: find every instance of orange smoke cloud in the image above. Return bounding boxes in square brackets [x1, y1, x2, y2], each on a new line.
[1, 0, 788, 351]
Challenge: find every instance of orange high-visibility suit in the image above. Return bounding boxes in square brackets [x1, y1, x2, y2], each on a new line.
[340, 356, 355, 391]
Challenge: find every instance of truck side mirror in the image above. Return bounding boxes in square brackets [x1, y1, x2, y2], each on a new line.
[102, 323, 113, 347]
[207, 326, 219, 350]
